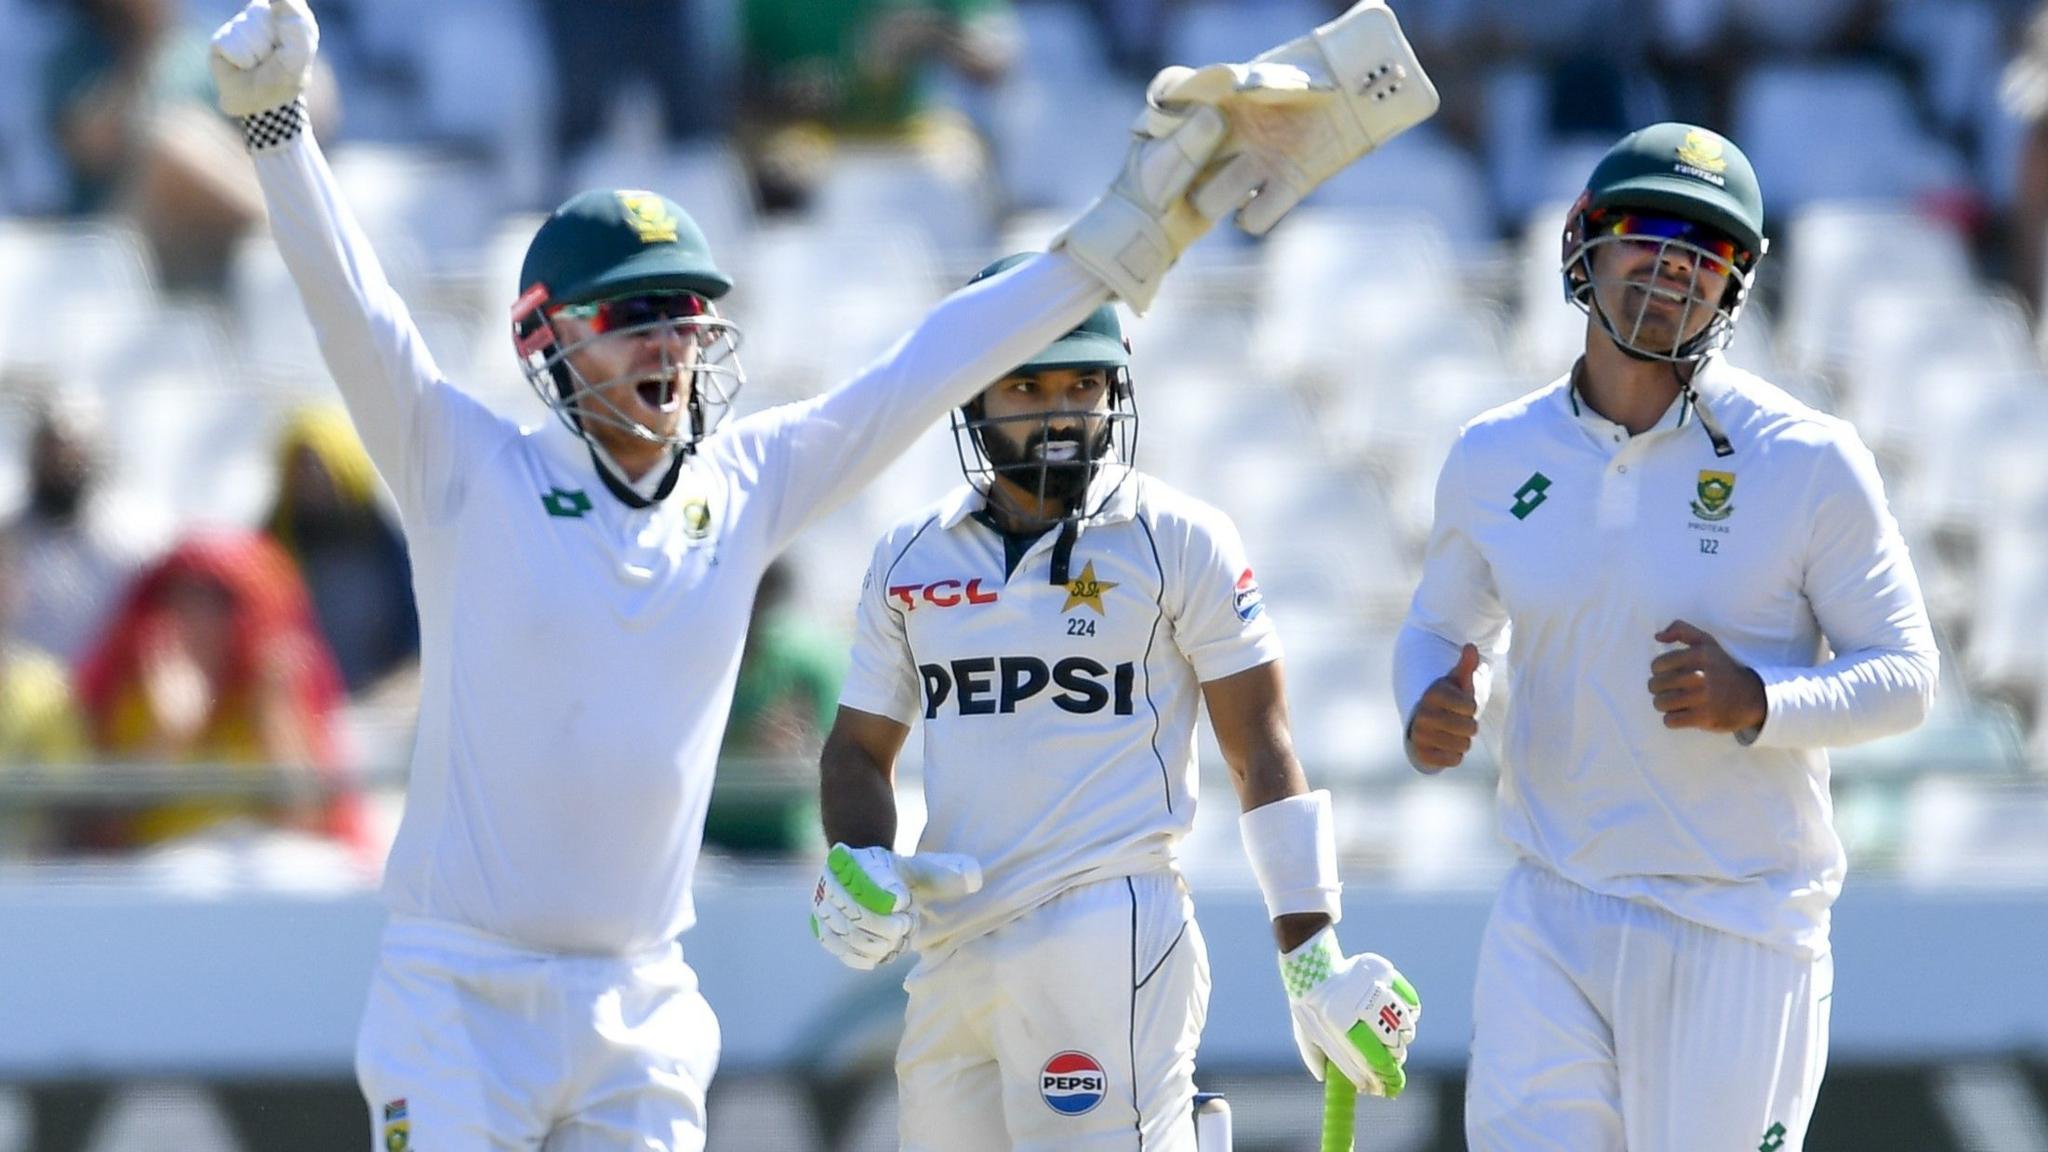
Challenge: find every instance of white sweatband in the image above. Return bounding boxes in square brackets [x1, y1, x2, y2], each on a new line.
[1239, 790, 1342, 923]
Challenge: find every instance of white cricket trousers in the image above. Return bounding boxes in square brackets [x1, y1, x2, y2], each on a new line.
[898, 869, 1211, 1151]
[1466, 862, 1833, 1152]
[355, 916, 720, 1152]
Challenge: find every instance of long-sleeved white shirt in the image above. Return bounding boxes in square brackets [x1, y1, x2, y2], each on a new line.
[1394, 358, 1937, 957]
[253, 127, 1108, 955]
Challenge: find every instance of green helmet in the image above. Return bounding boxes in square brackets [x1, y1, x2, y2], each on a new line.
[1562, 123, 1769, 364]
[952, 254, 1138, 525]
[518, 189, 732, 308]
[967, 253, 1129, 372]
[509, 190, 745, 463]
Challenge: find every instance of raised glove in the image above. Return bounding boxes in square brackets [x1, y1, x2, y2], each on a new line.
[1050, 71, 1231, 314]
[809, 843, 983, 971]
[1280, 926, 1420, 1097]
[1159, 0, 1439, 236]
[210, 0, 319, 118]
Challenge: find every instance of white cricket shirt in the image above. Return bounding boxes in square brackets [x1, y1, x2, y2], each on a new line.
[1394, 357, 1937, 957]
[840, 469, 1282, 957]
[254, 131, 1107, 955]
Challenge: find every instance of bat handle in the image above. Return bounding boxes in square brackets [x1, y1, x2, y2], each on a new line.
[1322, 1063, 1357, 1152]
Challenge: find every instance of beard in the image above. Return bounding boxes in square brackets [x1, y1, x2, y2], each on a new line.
[979, 420, 1113, 509]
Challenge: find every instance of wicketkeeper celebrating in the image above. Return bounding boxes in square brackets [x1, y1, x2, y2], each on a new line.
[207, 0, 1440, 1147]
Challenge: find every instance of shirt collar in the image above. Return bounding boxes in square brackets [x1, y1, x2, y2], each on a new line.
[1560, 354, 1730, 438]
[534, 413, 685, 504]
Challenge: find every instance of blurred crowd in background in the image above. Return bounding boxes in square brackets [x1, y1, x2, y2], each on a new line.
[5, 0, 2048, 886]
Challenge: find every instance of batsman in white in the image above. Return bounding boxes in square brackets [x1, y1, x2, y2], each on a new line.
[801, 8, 1444, 1149]
[1396, 123, 1939, 1152]
[208, 0, 1435, 1147]
[810, 255, 1422, 1152]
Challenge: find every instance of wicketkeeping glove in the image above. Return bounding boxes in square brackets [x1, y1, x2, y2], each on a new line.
[1280, 926, 1420, 1097]
[1158, 0, 1440, 236]
[809, 843, 983, 971]
[209, 0, 319, 118]
[1050, 72, 1231, 314]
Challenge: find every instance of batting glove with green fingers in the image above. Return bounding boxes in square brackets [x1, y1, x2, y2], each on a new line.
[1280, 926, 1420, 1097]
[809, 843, 983, 971]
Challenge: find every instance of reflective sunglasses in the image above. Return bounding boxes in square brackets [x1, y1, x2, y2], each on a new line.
[551, 291, 711, 335]
[1592, 211, 1746, 267]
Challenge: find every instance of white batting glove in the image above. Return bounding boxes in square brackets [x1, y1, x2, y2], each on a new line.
[1279, 926, 1421, 1097]
[1050, 72, 1231, 314]
[209, 0, 319, 118]
[809, 843, 983, 971]
[1161, 0, 1440, 236]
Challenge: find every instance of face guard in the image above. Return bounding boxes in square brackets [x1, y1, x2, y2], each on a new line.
[951, 368, 1139, 527]
[512, 287, 747, 455]
[1562, 201, 1764, 364]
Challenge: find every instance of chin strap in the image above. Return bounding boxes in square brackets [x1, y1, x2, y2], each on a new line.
[1048, 520, 1079, 587]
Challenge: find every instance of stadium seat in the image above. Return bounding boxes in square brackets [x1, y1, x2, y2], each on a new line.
[1733, 65, 1970, 217]
[1164, 0, 1329, 67]
[994, 72, 1145, 213]
[566, 142, 758, 268]
[1257, 209, 1463, 387]
[327, 143, 509, 274]
[811, 146, 998, 257]
[728, 220, 943, 398]
[1013, 0, 1110, 80]
[1303, 128, 1498, 254]
[227, 231, 425, 383]
[1481, 66, 1628, 227]
[0, 222, 156, 349]
[1834, 289, 2038, 457]
[1962, 432, 2048, 699]
[1774, 204, 1977, 376]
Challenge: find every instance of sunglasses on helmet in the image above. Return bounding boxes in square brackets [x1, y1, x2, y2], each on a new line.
[1592, 211, 1746, 267]
[550, 291, 712, 335]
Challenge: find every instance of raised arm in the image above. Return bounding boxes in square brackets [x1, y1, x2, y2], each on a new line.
[211, 0, 502, 522]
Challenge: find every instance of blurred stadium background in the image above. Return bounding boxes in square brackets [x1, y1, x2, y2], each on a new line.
[5, 0, 2048, 1148]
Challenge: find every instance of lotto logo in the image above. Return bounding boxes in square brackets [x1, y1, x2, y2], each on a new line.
[1040, 1050, 1106, 1116]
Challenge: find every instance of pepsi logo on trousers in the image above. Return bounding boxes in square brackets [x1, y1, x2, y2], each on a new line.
[1040, 1050, 1107, 1115]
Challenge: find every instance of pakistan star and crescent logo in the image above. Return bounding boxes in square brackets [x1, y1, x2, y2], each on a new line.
[1677, 129, 1727, 173]
[617, 191, 679, 244]
[1691, 469, 1736, 521]
[1062, 560, 1118, 615]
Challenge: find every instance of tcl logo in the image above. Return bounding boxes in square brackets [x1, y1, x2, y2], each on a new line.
[889, 579, 999, 610]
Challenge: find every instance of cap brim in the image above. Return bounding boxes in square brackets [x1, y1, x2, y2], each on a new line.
[1596, 174, 1762, 250]
[1020, 330, 1129, 371]
[564, 245, 734, 303]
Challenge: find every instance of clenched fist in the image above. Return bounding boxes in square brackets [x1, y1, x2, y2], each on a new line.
[210, 0, 319, 118]
[1648, 619, 1768, 734]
